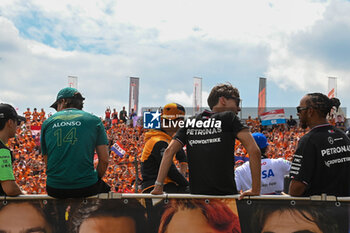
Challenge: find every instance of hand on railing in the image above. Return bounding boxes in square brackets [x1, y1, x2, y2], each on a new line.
[238, 189, 260, 200]
[150, 185, 163, 195]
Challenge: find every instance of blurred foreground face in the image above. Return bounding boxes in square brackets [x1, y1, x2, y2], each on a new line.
[0, 202, 52, 233]
[165, 208, 223, 233]
[79, 216, 136, 233]
[261, 210, 322, 233]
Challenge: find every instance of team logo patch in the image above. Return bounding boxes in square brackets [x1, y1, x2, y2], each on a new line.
[143, 110, 161, 129]
[328, 129, 335, 133]
[328, 137, 334, 145]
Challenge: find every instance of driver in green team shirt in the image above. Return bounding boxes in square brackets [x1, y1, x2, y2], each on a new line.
[0, 103, 26, 196]
[41, 87, 110, 198]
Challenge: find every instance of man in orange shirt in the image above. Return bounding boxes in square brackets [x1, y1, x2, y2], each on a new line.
[32, 108, 39, 122]
[23, 108, 31, 122]
[39, 108, 46, 121]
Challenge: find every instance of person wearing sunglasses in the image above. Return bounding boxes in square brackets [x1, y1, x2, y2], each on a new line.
[0, 103, 26, 196]
[152, 83, 261, 198]
[289, 93, 350, 196]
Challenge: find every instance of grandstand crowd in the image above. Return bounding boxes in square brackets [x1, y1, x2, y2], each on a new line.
[6, 107, 346, 194]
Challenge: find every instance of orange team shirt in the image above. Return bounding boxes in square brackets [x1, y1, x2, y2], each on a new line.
[39, 110, 45, 120]
[32, 111, 39, 121]
[24, 110, 31, 120]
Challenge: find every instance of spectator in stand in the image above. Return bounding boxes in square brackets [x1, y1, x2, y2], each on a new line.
[286, 115, 297, 129]
[119, 106, 127, 123]
[335, 114, 346, 131]
[105, 107, 111, 128]
[246, 115, 254, 128]
[289, 93, 350, 196]
[23, 107, 31, 122]
[235, 132, 291, 195]
[32, 108, 39, 122]
[0, 103, 26, 196]
[41, 87, 110, 198]
[129, 108, 137, 120]
[141, 103, 189, 193]
[152, 83, 261, 197]
[39, 108, 46, 121]
[111, 108, 118, 125]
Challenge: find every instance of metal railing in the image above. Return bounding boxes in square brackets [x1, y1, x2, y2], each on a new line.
[1, 193, 350, 201]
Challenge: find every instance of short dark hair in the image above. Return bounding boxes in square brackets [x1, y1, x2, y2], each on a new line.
[207, 83, 240, 110]
[69, 199, 146, 233]
[0, 118, 9, 131]
[251, 204, 339, 233]
[58, 93, 84, 110]
[306, 93, 340, 118]
[0, 117, 18, 131]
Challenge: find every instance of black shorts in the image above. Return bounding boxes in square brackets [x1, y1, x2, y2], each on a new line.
[46, 179, 110, 199]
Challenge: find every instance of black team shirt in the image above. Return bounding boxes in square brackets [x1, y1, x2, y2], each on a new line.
[174, 110, 247, 195]
[290, 124, 350, 196]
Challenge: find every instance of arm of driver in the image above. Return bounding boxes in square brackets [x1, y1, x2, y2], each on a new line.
[237, 129, 261, 199]
[151, 139, 183, 195]
[96, 145, 110, 178]
[289, 179, 306, 196]
[1, 180, 22, 196]
[43, 154, 47, 168]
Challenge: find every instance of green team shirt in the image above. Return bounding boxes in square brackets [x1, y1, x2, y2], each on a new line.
[41, 108, 108, 189]
[0, 141, 15, 195]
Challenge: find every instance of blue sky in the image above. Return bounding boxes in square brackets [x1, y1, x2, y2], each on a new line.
[0, 0, 349, 118]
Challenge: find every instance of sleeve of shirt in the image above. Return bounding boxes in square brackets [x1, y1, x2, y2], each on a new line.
[153, 141, 189, 187]
[281, 159, 291, 174]
[0, 149, 15, 181]
[96, 120, 109, 146]
[175, 149, 187, 163]
[230, 112, 248, 138]
[174, 126, 187, 146]
[289, 136, 315, 185]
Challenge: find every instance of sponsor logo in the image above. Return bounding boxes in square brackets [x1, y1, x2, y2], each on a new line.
[321, 145, 350, 157]
[325, 156, 350, 167]
[164, 118, 222, 129]
[328, 137, 334, 144]
[143, 111, 222, 130]
[188, 137, 221, 146]
[262, 169, 275, 179]
[143, 110, 161, 129]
